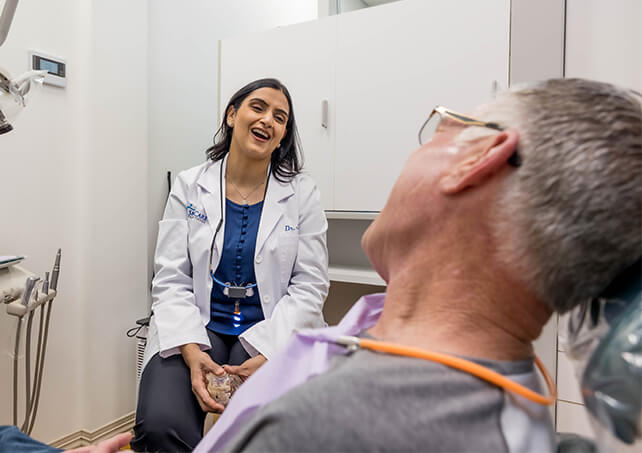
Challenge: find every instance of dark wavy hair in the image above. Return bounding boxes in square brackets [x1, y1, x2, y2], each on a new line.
[206, 78, 303, 182]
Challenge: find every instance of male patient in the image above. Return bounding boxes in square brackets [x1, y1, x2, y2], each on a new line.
[2, 79, 639, 453]
[199, 78, 641, 453]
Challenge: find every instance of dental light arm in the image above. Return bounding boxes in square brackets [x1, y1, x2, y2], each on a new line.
[0, 0, 47, 136]
[0, 68, 45, 135]
[0, 0, 18, 47]
[11, 70, 46, 98]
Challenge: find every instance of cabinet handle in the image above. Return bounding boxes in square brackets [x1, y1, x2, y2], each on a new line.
[321, 100, 329, 129]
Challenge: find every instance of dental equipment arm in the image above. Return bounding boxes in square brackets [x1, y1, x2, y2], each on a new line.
[12, 305, 23, 425]
[11, 275, 37, 424]
[21, 277, 38, 426]
[3, 249, 61, 433]
[24, 250, 61, 434]
[0, 68, 44, 135]
[0, 0, 18, 47]
[0, 1, 47, 136]
[23, 305, 34, 427]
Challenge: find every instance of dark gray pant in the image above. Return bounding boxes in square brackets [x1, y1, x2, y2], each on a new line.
[131, 329, 250, 453]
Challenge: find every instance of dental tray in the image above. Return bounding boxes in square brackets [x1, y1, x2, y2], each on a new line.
[0, 256, 25, 269]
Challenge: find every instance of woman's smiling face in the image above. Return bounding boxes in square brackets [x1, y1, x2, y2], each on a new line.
[226, 87, 290, 162]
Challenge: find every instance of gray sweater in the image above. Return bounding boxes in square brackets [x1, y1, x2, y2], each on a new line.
[223, 347, 555, 453]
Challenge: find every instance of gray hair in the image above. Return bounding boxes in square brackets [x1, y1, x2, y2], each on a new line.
[484, 79, 641, 313]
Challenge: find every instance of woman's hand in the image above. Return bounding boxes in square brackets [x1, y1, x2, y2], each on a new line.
[223, 354, 267, 381]
[180, 343, 226, 413]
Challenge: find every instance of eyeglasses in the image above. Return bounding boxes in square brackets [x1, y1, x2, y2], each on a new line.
[418, 105, 521, 167]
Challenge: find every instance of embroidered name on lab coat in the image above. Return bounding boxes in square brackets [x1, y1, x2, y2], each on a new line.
[284, 225, 299, 232]
[186, 204, 208, 223]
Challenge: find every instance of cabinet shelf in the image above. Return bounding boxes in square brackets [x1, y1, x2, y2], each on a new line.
[325, 211, 379, 220]
[328, 265, 385, 286]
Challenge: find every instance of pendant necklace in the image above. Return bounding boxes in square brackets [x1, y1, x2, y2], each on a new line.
[227, 177, 265, 205]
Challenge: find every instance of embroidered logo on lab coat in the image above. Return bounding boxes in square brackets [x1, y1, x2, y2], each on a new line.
[284, 224, 299, 232]
[186, 204, 208, 223]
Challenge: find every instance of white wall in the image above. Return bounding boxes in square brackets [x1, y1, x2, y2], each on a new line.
[147, 0, 318, 288]
[80, 0, 149, 431]
[0, 0, 84, 440]
[565, 0, 641, 91]
[0, 0, 319, 442]
[510, 0, 565, 85]
[558, 0, 641, 446]
[1, 0, 320, 442]
[0, 0, 148, 442]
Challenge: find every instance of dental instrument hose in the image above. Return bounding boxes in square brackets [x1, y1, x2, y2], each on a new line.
[25, 300, 52, 434]
[23, 274, 48, 432]
[10, 251, 60, 433]
[23, 273, 47, 432]
[12, 317, 23, 426]
[24, 309, 35, 424]
[22, 303, 44, 433]
[26, 250, 60, 434]
[12, 276, 38, 426]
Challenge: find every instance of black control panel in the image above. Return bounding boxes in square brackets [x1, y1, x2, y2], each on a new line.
[32, 54, 65, 78]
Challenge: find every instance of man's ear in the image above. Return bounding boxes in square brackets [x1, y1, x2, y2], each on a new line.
[440, 129, 519, 194]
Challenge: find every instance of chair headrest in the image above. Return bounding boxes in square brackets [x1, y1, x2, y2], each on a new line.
[581, 257, 642, 445]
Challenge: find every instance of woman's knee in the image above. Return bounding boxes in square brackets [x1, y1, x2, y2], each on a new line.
[133, 355, 203, 451]
[133, 408, 202, 452]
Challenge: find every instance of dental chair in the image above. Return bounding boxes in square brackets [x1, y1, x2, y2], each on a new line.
[557, 258, 642, 453]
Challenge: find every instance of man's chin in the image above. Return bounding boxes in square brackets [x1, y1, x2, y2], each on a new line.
[361, 226, 386, 282]
[361, 224, 374, 258]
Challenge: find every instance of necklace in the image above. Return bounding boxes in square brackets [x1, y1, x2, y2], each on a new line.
[227, 176, 265, 205]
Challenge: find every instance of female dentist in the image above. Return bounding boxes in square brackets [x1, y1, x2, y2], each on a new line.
[132, 78, 329, 453]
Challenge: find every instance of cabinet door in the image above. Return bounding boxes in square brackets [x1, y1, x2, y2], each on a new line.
[333, 0, 510, 211]
[220, 17, 337, 210]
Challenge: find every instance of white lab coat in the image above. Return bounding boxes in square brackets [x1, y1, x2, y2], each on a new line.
[142, 156, 329, 372]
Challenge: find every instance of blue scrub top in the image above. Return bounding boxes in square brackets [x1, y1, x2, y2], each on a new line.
[207, 199, 265, 336]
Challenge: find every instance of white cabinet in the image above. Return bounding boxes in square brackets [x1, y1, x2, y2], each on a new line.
[219, 16, 338, 210]
[333, 0, 509, 210]
[554, 2, 641, 442]
[565, 0, 641, 92]
[220, 0, 510, 212]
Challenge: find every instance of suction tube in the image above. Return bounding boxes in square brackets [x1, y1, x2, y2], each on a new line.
[8, 249, 61, 433]
[25, 250, 60, 434]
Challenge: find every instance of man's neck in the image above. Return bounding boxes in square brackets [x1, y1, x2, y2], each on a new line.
[368, 257, 551, 361]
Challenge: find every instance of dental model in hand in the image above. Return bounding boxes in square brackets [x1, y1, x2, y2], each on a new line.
[206, 372, 242, 407]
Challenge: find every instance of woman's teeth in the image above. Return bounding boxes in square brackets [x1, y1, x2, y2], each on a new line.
[252, 128, 269, 140]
